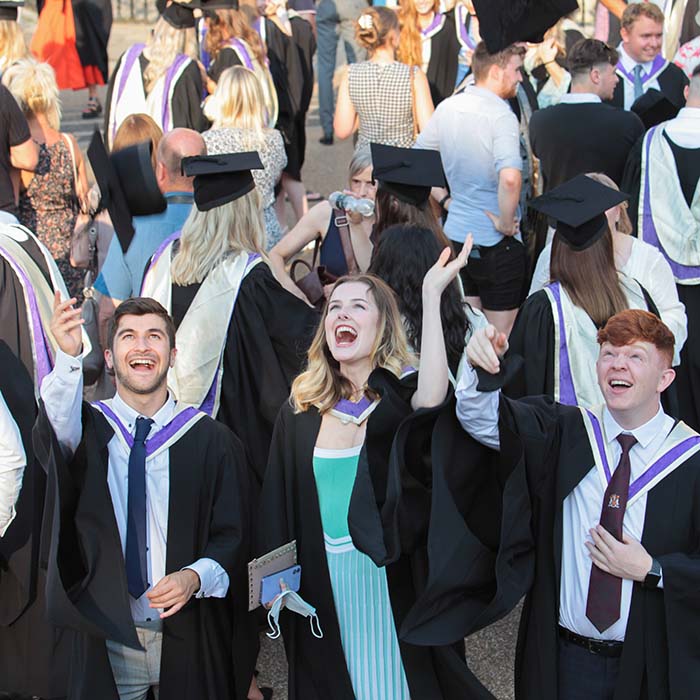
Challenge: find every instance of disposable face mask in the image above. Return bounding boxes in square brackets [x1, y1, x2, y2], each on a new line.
[266, 589, 323, 640]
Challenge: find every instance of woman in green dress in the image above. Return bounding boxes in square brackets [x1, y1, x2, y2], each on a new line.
[260, 237, 480, 699]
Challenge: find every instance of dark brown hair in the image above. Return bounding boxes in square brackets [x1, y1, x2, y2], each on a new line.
[567, 38, 618, 77]
[598, 309, 674, 367]
[356, 7, 399, 54]
[550, 227, 628, 328]
[373, 188, 452, 251]
[471, 41, 526, 83]
[107, 297, 176, 350]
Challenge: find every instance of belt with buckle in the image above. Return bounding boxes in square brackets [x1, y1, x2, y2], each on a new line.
[558, 626, 623, 658]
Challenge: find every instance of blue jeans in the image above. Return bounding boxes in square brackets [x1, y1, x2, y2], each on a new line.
[316, 0, 367, 137]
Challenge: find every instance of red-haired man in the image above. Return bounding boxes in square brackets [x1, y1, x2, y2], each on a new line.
[405, 309, 700, 700]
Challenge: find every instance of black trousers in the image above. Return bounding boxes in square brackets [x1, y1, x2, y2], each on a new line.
[557, 637, 621, 700]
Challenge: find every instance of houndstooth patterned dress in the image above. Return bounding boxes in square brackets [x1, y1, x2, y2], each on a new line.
[348, 62, 416, 151]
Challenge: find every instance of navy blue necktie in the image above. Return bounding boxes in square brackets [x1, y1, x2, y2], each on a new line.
[126, 416, 153, 600]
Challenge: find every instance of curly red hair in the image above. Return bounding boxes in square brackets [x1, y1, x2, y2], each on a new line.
[597, 309, 674, 367]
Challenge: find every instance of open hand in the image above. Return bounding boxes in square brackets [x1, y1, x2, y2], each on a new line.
[586, 526, 653, 583]
[536, 37, 559, 65]
[422, 235, 473, 300]
[466, 324, 508, 374]
[147, 569, 201, 619]
[50, 291, 84, 358]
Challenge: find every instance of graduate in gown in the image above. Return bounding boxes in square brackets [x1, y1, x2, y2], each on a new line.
[260, 233, 486, 700]
[202, 2, 278, 126]
[0, 223, 83, 699]
[103, 3, 208, 148]
[506, 176, 680, 411]
[397, 0, 462, 106]
[414, 307, 700, 700]
[140, 152, 318, 483]
[36, 295, 255, 700]
[635, 85, 700, 432]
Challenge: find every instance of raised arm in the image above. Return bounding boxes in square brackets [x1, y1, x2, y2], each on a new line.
[412, 236, 472, 410]
[39, 292, 86, 459]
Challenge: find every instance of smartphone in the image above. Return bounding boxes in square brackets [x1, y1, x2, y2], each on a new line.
[260, 564, 302, 605]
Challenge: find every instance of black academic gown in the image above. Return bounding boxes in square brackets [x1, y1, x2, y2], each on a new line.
[0, 237, 69, 698]
[207, 45, 244, 84]
[103, 51, 209, 141]
[400, 393, 700, 700]
[171, 262, 318, 484]
[33, 402, 255, 700]
[504, 288, 679, 416]
[426, 14, 460, 106]
[607, 62, 689, 112]
[259, 369, 483, 700]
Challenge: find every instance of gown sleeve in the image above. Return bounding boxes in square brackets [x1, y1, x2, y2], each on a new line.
[172, 61, 210, 132]
[503, 290, 556, 400]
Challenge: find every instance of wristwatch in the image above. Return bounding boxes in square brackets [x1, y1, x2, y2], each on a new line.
[642, 558, 662, 589]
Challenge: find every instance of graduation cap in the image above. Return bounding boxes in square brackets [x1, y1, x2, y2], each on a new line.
[0, 0, 23, 21]
[88, 131, 167, 253]
[528, 174, 628, 251]
[162, 1, 196, 28]
[631, 89, 682, 130]
[181, 152, 264, 211]
[370, 143, 446, 209]
[473, 0, 578, 53]
[191, 0, 239, 12]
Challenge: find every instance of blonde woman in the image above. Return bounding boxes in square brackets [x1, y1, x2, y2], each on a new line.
[259, 238, 474, 699]
[202, 7, 278, 126]
[104, 5, 206, 147]
[140, 156, 317, 484]
[204, 66, 287, 247]
[0, 8, 28, 74]
[3, 59, 89, 298]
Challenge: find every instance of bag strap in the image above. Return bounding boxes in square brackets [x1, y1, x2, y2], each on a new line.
[334, 208, 359, 275]
[410, 66, 419, 142]
[310, 235, 322, 268]
[62, 133, 84, 210]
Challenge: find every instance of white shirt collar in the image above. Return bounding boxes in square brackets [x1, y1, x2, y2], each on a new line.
[674, 106, 700, 122]
[560, 92, 602, 104]
[602, 404, 668, 450]
[111, 390, 177, 434]
[618, 44, 655, 75]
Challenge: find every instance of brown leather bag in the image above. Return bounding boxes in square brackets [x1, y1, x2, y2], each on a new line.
[291, 208, 359, 308]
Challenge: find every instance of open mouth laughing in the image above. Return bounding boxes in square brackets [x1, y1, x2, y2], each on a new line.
[334, 324, 358, 347]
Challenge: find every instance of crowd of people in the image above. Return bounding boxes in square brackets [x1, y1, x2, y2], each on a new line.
[1, 0, 700, 699]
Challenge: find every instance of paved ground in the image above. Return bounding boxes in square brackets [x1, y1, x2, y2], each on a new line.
[18, 11, 522, 699]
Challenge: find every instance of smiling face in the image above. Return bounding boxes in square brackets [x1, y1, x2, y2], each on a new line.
[496, 54, 524, 99]
[621, 16, 663, 64]
[349, 165, 377, 201]
[414, 0, 436, 16]
[596, 340, 675, 424]
[324, 281, 381, 367]
[105, 313, 176, 397]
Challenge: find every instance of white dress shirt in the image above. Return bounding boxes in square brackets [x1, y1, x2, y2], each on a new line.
[618, 45, 662, 110]
[558, 92, 602, 105]
[40, 349, 229, 622]
[664, 107, 700, 149]
[0, 390, 26, 537]
[455, 365, 669, 641]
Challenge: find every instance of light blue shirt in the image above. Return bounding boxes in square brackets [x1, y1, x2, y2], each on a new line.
[95, 191, 194, 300]
[415, 86, 522, 247]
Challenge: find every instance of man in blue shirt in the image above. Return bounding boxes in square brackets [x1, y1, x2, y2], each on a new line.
[95, 128, 205, 305]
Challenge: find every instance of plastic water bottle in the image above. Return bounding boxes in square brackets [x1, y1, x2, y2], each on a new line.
[328, 192, 375, 217]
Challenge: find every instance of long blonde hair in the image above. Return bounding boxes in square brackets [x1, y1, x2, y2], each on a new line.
[291, 274, 413, 414]
[0, 19, 28, 71]
[170, 189, 266, 284]
[143, 18, 198, 93]
[2, 58, 61, 129]
[205, 66, 266, 147]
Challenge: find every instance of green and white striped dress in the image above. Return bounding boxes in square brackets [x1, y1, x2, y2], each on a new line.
[313, 445, 410, 700]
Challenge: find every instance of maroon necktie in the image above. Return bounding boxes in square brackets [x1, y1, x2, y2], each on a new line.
[585, 433, 637, 634]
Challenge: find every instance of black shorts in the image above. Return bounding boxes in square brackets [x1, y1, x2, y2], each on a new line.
[453, 236, 526, 311]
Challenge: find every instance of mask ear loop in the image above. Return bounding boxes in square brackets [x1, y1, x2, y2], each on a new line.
[266, 607, 282, 639]
[310, 613, 324, 639]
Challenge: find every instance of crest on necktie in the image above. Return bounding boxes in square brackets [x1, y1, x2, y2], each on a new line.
[608, 494, 621, 509]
